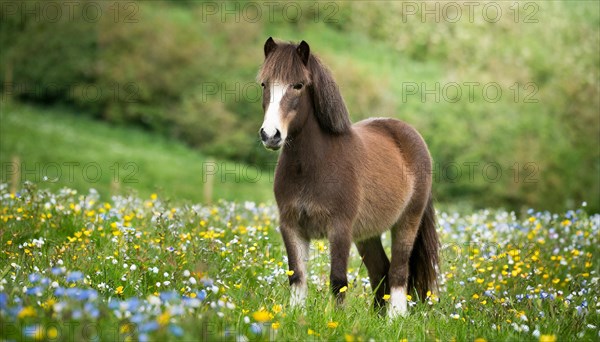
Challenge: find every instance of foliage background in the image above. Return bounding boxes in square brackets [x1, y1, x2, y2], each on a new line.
[1, 0, 598, 211]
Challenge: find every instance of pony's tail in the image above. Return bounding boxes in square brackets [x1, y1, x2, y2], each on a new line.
[408, 194, 440, 301]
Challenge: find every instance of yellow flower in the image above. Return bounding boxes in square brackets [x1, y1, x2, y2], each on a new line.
[339, 286, 347, 293]
[327, 321, 339, 329]
[252, 310, 271, 322]
[151, 193, 158, 200]
[345, 334, 356, 342]
[17, 306, 36, 318]
[115, 286, 124, 295]
[539, 335, 557, 342]
[157, 310, 170, 326]
[272, 304, 282, 314]
[285, 270, 294, 276]
[271, 322, 280, 330]
[474, 338, 487, 342]
[47, 327, 58, 339]
[308, 329, 315, 335]
[383, 294, 391, 301]
[472, 294, 480, 299]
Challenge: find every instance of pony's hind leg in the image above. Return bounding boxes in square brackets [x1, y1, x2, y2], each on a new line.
[356, 236, 390, 313]
[388, 210, 423, 318]
[280, 225, 310, 307]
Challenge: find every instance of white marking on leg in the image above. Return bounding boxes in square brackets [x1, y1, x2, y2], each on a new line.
[388, 286, 408, 318]
[289, 238, 310, 308]
[290, 283, 307, 307]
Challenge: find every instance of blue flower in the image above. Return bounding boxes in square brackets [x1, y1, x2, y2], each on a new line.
[0, 293, 8, 309]
[23, 325, 42, 338]
[66, 271, 84, 282]
[124, 297, 140, 311]
[51, 267, 64, 276]
[84, 302, 99, 319]
[28, 273, 41, 283]
[159, 291, 178, 302]
[169, 324, 184, 337]
[54, 287, 66, 296]
[140, 321, 159, 333]
[25, 286, 42, 296]
[250, 323, 262, 335]
[108, 298, 120, 310]
[130, 313, 145, 324]
[72, 309, 83, 320]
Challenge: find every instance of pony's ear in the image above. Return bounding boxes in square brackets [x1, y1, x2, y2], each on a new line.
[264, 37, 277, 58]
[296, 41, 310, 65]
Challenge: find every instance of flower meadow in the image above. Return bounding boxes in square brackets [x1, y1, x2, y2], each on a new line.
[0, 183, 598, 341]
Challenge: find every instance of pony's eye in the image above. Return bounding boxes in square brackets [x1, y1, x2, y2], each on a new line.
[292, 83, 304, 90]
[261, 83, 266, 88]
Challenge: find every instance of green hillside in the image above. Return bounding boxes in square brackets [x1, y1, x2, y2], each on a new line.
[0, 101, 273, 203]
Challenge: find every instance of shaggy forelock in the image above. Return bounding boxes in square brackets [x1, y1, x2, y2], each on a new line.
[257, 43, 311, 84]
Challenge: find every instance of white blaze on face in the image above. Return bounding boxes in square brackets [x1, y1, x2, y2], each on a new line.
[262, 82, 288, 139]
[388, 286, 408, 318]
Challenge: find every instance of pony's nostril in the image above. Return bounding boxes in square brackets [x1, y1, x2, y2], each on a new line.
[274, 129, 281, 140]
[260, 128, 268, 142]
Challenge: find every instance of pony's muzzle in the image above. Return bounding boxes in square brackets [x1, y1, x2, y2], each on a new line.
[260, 128, 282, 150]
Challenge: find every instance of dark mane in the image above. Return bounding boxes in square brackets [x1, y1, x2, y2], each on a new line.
[258, 41, 352, 134]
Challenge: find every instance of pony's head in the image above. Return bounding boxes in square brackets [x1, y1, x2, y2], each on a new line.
[257, 37, 351, 150]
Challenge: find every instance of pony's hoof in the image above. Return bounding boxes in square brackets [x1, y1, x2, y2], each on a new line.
[387, 306, 408, 319]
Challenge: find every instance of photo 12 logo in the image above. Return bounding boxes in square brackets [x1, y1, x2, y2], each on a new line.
[401, 82, 539, 104]
[198, 1, 339, 23]
[401, 1, 540, 23]
[1, 1, 139, 23]
[1, 162, 139, 184]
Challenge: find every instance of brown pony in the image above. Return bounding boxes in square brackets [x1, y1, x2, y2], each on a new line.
[258, 37, 439, 318]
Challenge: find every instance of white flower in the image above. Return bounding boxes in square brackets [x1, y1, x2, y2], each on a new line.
[189, 277, 197, 285]
[130, 264, 137, 271]
[148, 295, 161, 306]
[183, 270, 191, 277]
[51, 281, 59, 288]
[156, 282, 161, 288]
[163, 281, 171, 286]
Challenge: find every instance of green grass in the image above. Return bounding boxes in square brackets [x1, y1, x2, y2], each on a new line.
[0, 184, 598, 341]
[0, 101, 273, 204]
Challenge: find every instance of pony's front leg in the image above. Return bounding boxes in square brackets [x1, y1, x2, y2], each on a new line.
[328, 221, 353, 305]
[280, 225, 310, 308]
